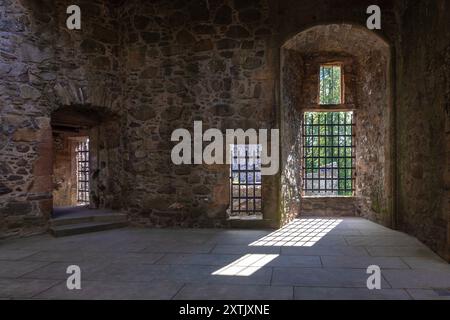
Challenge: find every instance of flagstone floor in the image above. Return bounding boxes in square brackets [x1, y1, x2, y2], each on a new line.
[1, 217, 450, 300]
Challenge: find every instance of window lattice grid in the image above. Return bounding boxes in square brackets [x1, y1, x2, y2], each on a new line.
[319, 65, 342, 105]
[302, 112, 355, 196]
[75, 139, 89, 204]
[230, 145, 262, 217]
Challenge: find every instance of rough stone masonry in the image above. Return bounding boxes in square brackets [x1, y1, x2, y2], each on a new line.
[0, 0, 448, 261]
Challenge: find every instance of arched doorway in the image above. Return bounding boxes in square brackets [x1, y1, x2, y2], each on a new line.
[279, 24, 394, 227]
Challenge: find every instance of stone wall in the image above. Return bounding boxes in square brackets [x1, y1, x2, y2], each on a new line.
[118, 0, 279, 227]
[0, 0, 57, 237]
[0, 0, 398, 236]
[280, 49, 302, 225]
[395, 0, 450, 260]
[0, 0, 449, 262]
[52, 0, 126, 212]
[0, 0, 124, 237]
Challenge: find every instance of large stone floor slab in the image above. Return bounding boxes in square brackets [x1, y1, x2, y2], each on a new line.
[174, 284, 294, 300]
[294, 287, 411, 300]
[0, 217, 449, 299]
[36, 280, 183, 300]
[0, 278, 61, 299]
[271, 267, 391, 288]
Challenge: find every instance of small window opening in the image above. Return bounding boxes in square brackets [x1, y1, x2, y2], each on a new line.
[319, 64, 343, 105]
[229, 144, 262, 220]
[302, 112, 355, 197]
[75, 138, 90, 205]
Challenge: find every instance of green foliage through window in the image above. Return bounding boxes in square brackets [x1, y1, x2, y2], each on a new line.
[319, 65, 342, 105]
[303, 112, 354, 196]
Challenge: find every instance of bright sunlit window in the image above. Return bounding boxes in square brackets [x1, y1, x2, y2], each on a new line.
[319, 64, 342, 105]
[75, 138, 90, 205]
[303, 112, 355, 197]
[229, 144, 262, 219]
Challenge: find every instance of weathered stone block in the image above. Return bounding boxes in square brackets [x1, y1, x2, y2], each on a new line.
[193, 24, 216, 35]
[20, 42, 52, 63]
[157, 184, 176, 194]
[1, 202, 32, 216]
[92, 57, 111, 70]
[214, 6, 232, 25]
[12, 128, 38, 142]
[161, 106, 183, 121]
[142, 32, 161, 44]
[128, 47, 146, 69]
[92, 25, 119, 44]
[20, 85, 41, 100]
[0, 161, 12, 175]
[29, 175, 52, 193]
[216, 39, 239, 50]
[174, 166, 191, 176]
[233, 0, 260, 10]
[208, 59, 226, 73]
[0, 183, 12, 195]
[188, 1, 210, 21]
[80, 39, 105, 54]
[214, 104, 234, 116]
[16, 144, 30, 153]
[193, 185, 210, 195]
[243, 57, 262, 69]
[176, 29, 196, 45]
[239, 9, 261, 23]
[131, 106, 156, 121]
[143, 197, 169, 211]
[226, 26, 250, 39]
[134, 15, 151, 30]
[139, 66, 159, 79]
[194, 39, 213, 52]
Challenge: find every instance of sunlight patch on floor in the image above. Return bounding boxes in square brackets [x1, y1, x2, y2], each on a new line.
[249, 218, 342, 247]
[212, 254, 279, 276]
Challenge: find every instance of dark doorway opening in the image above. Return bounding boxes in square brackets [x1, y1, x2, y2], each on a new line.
[50, 107, 100, 218]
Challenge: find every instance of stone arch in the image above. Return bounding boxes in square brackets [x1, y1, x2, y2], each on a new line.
[279, 23, 394, 227]
[279, 22, 392, 51]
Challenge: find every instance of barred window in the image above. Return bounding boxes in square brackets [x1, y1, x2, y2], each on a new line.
[302, 112, 355, 196]
[230, 144, 262, 219]
[75, 139, 89, 205]
[319, 64, 343, 105]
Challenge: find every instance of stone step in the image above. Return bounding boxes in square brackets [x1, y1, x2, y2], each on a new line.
[49, 221, 128, 237]
[49, 213, 128, 227]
